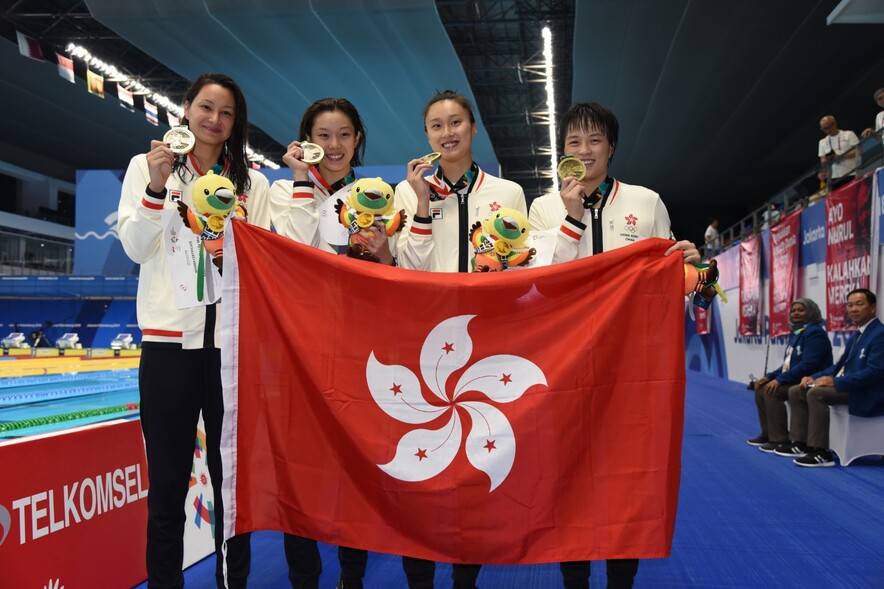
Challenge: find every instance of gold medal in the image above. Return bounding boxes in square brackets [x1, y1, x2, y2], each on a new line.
[300, 142, 325, 164]
[163, 126, 196, 155]
[557, 156, 586, 181]
[420, 152, 441, 165]
[493, 240, 512, 257]
[207, 214, 225, 233]
[356, 212, 375, 229]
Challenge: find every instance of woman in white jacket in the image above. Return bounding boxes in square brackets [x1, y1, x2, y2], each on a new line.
[270, 97, 395, 265]
[117, 72, 270, 589]
[395, 90, 527, 274]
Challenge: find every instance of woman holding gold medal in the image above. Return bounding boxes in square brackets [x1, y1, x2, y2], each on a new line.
[529, 103, 701, 589]
[395, 90, 528, 274]
[394, 89, 529, 588]
[270, 97, 395, 265]
[118, 73, 273, 589]
[269, 97, 396, 589]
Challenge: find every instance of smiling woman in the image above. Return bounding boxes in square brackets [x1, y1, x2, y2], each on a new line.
[269, 97, 399, 265]
[395, 89, 529, 273]
[116, 71, 274, 589]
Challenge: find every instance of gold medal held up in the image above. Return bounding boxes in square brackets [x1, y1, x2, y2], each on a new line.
[163, 126, 196, 155]
[300, 142, 325, 164]
[206, 214, 225, 233]
[356, 212, 375, 229]
[557, 156, 586, 181]
[419, 152, 441, 165]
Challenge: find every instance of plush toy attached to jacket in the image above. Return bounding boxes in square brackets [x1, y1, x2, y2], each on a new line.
[177, 170, 245, 299]
[470, 207, 536, 271]
[335, 177, 406, 263]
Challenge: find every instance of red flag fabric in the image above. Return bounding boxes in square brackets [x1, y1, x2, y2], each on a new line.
[220, 222, 686, 564]
[144, 100, 159, 126]
[739, 235, 761, 336]
[56, 52, 75, 83]
[768, 211, 800, 337]
[16, 31, 43, 61]
[117, 84, 134, 111]
[826, 175, 873, 331]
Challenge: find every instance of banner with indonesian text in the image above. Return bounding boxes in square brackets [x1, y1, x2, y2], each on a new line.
[739, 235, 761, 336]
[769, 211, 800, 337]
[826, 176, 872, 331]
[219, 221, 687, 565]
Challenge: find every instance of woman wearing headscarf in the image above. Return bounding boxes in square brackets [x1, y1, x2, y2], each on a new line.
[747, 298, 832, 457]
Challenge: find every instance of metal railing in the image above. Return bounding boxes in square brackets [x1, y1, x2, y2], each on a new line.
[701, 135, 883, 260]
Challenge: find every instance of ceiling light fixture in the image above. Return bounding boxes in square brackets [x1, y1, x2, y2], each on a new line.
[65, 43, 279, 169]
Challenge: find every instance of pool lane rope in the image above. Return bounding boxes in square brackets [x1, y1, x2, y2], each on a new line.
[0, 402, 140, 433]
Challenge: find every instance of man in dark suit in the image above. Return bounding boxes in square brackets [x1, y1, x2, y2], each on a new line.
[787, 288, 884, 467]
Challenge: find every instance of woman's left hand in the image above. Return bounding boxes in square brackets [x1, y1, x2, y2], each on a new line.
[665, 240, 700, 264]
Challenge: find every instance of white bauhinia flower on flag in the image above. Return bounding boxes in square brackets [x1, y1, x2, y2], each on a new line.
[367, 315, 547, 491]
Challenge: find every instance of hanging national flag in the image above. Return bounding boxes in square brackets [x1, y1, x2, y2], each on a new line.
[86, 68, 105, 99]
[16, 31, 44, 61]
[144, 100, 159, 126]
[117, 84, 134, 111]
[219, 221, 686, 565]
[56, 53, 75, 83]
[167, 112, 180, 127]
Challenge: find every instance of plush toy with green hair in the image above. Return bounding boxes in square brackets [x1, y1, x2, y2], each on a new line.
[469, 207, 536, 271]
[177, 170, 245, 299]
[335, 177, 406, 262]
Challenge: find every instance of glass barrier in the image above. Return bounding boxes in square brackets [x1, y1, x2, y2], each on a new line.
[0, 229, 73, 275]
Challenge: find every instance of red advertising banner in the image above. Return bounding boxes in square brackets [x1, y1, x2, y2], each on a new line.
[696, 305, 711, 335]
[0, 420, 148, 587]
[739, 235, 762, 336]
[768, 211, 801, 337]
[826, 176, 872, 331]
[220, 222, 687, 564]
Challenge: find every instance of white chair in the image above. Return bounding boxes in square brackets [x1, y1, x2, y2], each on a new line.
[829, 405, 884, 466]
[1, 332, 29, 349]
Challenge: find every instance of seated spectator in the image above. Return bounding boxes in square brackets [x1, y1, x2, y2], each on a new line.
[748, 299, 831, 455]
[787, 288, 884, 467]
[860, 88, 884, 141]
[818, 115, 859, 189]
[808, 168, 829, 203]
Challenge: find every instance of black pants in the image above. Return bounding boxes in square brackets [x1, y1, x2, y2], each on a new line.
[283, 534, 323, 588]
[140, 345, 250, 589]
[402, 557, 481, 589]
[560, 559, 639, 589]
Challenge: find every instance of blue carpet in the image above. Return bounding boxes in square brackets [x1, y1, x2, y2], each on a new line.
[134, 371, 884, 588]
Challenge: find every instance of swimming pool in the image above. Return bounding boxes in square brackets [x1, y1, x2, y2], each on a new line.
[0, 368, 140, 438]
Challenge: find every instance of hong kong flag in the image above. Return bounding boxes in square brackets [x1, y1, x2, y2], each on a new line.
[220, 221, 686, 564]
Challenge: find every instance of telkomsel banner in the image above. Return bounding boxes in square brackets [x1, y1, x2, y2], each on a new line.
[739, 235, 762, 336]
[826, 176, 872, 331]
[0, 420, 148, 587]
[769, 211, 800, 337]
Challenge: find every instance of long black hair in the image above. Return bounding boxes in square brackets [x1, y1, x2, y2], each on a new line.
[174, 73, 251, 193]
[298, 97, 367, 168]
